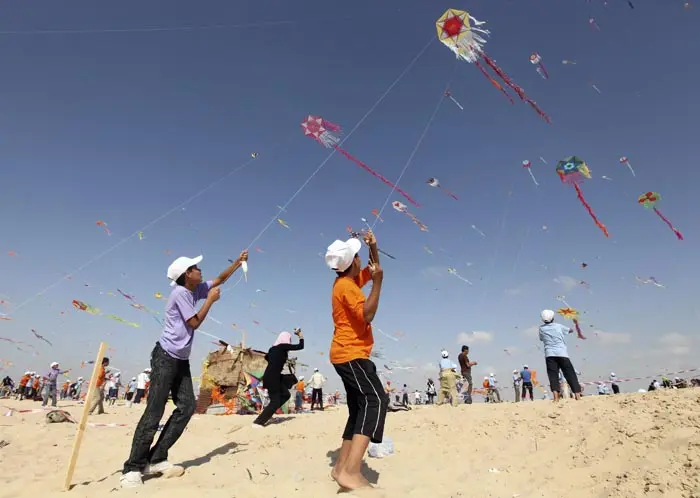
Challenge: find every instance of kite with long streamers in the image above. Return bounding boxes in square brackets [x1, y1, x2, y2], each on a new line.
[107, 315, 140, 328]
[635, 276, 665, 288]
[522, 160, 539, 186]
[72, 300, 100, 315]
[529, 53, 549, 79]
[427, 178, 458, 200]
[301, 115, 420, 207]
[619, 156, 635, 177]
[277, 218, 291, 230]
[96, 220, 111, 236]
[30, 329, 53, 347]
[638, 192, 684, 240]
[436, 9, 551, 123]
[392, 201, 428, 231]
[448, 267, 473, 285]
[556, 307, 586, 339]
[444, 89, 464, 110]
[556, 156, 609, 237]
[589, 18, 601, 31]
[370, 209, 384, 222]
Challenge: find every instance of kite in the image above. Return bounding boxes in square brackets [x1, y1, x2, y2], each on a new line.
[371, 209, 384, 222]
[427, 178, 458, 200]
[7, 251, 17, 257]
[589, 18, 601, 31]
[522, 160, 539, 186]
[539, 157, 547, 165]
[529, 53, 549, 79]
[444, 89, 464, 110]
[556, 156, 609, 237]
[117, 289, 135, 302]
[301, 115, 420, 207]
[556, 307, 586, 339]
[154, 292, 164, 299]
[251, 152, 259, 159]
[423, 246, 433, 254]
[448, 267, 473, 285]
[277, 218, 290, 230]
[96, 220, 111, 236]
[436, 8, 551, 123]
[591, 84, 602, 94]
[30, 329, 53, 347]
[0, 315, 11, 321]
[619, 157, 635, 177]
[106, 315, 140, 328]
[392, 201, 428, 231]
[601, 175, 612, 181]
[635, 276, 665, 288]
[255, 246, 264, 253]
[137, 232, 145, 240]
[71, 300, 100, 315]
[471, 225, 486, 238]
[581, 262, 588, 269]
[562, 60, 577, 65]
[637, 192, 684, 240]
[555, 295, 571, 307]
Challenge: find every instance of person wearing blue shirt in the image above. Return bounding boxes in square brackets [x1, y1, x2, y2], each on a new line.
[538, 309, 582, 402]
[519, 365, 534, 401]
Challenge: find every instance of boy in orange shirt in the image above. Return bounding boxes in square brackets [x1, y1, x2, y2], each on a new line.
[17, 372, 31, 400]
[295, 377, 305, 412]
[324, 230, 386, 492]
[88, 357, 109, 415]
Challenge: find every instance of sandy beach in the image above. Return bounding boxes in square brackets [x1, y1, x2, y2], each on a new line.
[2, 389, 700, 498]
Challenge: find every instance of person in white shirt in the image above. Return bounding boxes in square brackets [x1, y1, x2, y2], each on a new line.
[307, 368, 326, 411]
[609, 372, 620, 394]
[413, 390, 421, 405]
[512, 370, 522, 402]
[488, 373, 501, 403]
[134, 368, 150, 404]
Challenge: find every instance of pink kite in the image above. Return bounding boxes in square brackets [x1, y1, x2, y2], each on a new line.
[301, 115, 420, 207]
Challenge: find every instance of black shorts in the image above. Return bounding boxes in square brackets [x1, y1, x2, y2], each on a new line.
[333, 358, 388, 443]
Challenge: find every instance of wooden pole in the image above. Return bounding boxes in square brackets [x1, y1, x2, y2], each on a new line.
[63, 342, 107, 491]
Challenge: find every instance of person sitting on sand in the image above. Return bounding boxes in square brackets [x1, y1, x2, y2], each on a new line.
[325, 231, 387, 492]
[253, 329, 305, 427]
[120, 251, 248, 488]
[538, 309, 582, 402]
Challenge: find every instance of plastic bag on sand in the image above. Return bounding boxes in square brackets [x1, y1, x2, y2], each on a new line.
[368, 437, 393, 458]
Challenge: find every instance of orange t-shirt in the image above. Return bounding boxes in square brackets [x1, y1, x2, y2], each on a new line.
[95, 365, 106, 388]
[329, 268, 373, 364]
[19, 374, 30, 387]
[32, 379, 40, 389]
[296, 381, 305, 392]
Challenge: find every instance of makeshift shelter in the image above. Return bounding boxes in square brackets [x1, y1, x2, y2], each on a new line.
[195, 343, 298, 415]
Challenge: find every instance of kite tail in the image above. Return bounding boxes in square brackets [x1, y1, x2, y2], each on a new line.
[653, 207, 684, 240]
[442, 187, 459, 200]
[333, 146, 421, 207]
[474, 59, 514, 104]
[538, 63, 550, 79]
[573, 184, 609, 237]
[573, 319, 586, 340]
[480, 52, 552, 123]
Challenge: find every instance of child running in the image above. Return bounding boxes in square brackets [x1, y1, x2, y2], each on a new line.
[324, 230, 386, 492]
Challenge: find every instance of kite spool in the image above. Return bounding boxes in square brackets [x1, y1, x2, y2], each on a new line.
[63, 342, 107, 491]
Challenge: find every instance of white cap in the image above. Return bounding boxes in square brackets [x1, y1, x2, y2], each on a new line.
[610, 372, 616, 376]
[167, 255, 203, 287]
[50, 362, 59, 368]
[484, 376, 488, 380]
[299, 375, 304, 380]
[513, 369, 518, 374]
[523, 364, 528, 369]
[144, 368, 152, 373]
[78, 377, 84, 381]
[541, 309, 555, 322]
[314, 368, 318, 371]
[132, 377, 137, 381]
[490, 373, 494, 376]
[441, 350, 449, 358]
[325, 238, 362, 272]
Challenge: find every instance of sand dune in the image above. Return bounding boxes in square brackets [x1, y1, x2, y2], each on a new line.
[2, 389, 700, 498]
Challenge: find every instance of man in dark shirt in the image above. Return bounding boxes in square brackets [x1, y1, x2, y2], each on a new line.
[457, 345, 477, 404]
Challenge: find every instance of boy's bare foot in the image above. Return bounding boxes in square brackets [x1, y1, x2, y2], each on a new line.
[333, 470, 371, 490]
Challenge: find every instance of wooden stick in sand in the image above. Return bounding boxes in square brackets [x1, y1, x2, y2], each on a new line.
[63, 342, 107, 491]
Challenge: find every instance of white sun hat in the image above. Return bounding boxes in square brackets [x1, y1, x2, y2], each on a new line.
[541, 309, 555, 322]
[325, 238, 362, 272]
[167, 255, 203, 286]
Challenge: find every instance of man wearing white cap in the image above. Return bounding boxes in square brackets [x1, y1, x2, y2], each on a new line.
[121, 250, 248, 489]
[42, 361, 69, 408]
[538, 309, 582, 402]
[325, 231, 387, 492]
[307, 367, 327, 411]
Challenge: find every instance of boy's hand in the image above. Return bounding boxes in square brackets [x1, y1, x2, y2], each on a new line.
[207, 287, 221, 303]
[363, 230, 377, 246]
[369, 263, 383, 281]
[239, 249, 249, 262]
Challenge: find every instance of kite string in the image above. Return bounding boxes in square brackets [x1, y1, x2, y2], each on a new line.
[9, 135, 295, 316]
[243, 35, 436, 253]
[370, 60, 455, 230]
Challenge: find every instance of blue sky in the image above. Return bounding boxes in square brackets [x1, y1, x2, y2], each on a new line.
[1, 0, 698, 396]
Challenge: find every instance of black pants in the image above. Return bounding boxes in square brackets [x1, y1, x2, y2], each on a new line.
[134, 388, 145, 404]
[402, 393, 409, 406]
[611, 383, 620, 394]
[311, 388, 323, 410]
[545, 356, 581, 394]
[123, 342, 195, 473]
[126, 392, 134, 401]
[334, 359, 388, 443]
[254, 376, 290, 426]
[521, 382, 534, 400]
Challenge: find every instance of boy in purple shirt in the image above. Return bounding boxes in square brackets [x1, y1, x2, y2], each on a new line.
[121, 250, 248, 489]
